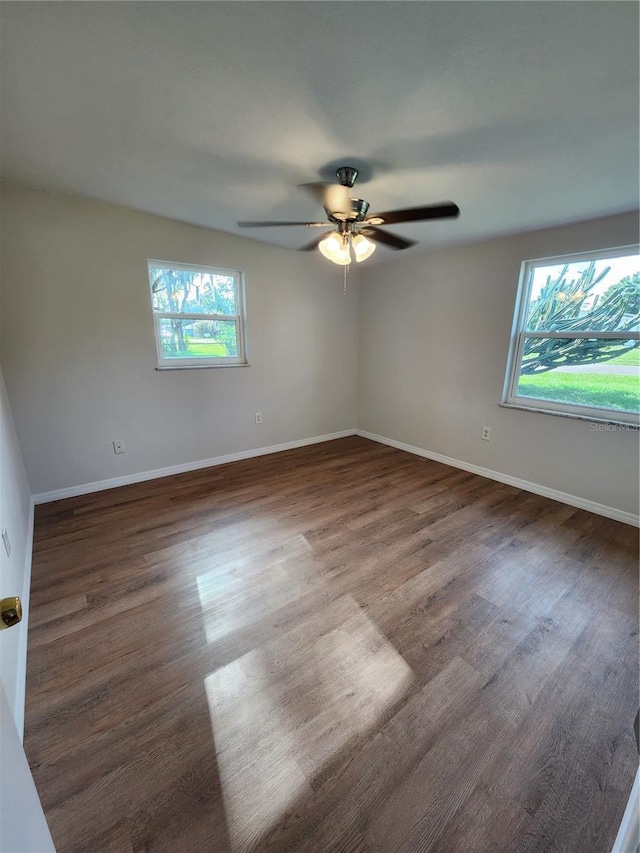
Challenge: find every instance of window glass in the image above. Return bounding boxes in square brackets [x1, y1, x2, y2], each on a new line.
[504, 248, 639, 424]
[147, 261, 247, 368]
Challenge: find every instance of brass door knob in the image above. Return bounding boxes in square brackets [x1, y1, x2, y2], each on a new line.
[0, 597, 22, 629]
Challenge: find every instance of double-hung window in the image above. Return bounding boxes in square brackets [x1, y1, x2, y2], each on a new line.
[147, 260, 247, 368]
[504, 246, 639, 425]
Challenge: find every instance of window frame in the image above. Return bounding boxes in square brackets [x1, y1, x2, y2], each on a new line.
[503, 244, 640, 427]
[147, 259, 248, 369]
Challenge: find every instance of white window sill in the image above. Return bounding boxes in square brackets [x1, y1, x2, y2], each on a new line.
[499, 402, 639, 429]
[156, 362, 250, 371]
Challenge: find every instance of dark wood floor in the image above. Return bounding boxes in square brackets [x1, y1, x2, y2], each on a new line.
[25, 436, 639, 853]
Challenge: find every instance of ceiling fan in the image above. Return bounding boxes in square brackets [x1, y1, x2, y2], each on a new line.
[237, 166, 460, 265]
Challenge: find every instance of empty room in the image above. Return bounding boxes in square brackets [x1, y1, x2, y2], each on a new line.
[0, 3, 639, 852]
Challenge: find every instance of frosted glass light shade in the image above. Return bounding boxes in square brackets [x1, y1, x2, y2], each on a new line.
[352, 234, 376, 262]
[319, 232, 350, 265]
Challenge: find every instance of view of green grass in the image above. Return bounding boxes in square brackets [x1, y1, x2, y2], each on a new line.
[183, 340, 228, 356]
[606, 347, 640, 366]
[518, 371, 640, 412]
[161, 338, 231, 358]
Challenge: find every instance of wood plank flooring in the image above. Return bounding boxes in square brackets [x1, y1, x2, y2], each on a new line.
[25, 436, 639, 852]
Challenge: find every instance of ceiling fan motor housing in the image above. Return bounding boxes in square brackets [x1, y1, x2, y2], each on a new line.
[350, 198, 369, 220]
[326, 198, 370, 224]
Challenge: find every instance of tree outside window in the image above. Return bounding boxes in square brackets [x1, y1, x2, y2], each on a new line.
[147, 261, 247, 368]
[504, 248, 639, 424]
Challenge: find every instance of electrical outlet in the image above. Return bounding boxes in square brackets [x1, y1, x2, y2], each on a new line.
[255, 412, 263, 425]
[1, 528, 10, 557]
[113, 439, 126, 454]
[481, 426, 491, 441]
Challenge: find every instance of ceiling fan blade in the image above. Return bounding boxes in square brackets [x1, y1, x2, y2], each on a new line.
[360, 226, 417, 250]
[367, 202, 460, 226]
[299, 182, 328, 204]
[298, 182, 351, 216]
[237, 221, 330, 228]
[298, 235, 326, 252]
[325, 184, 352, 215]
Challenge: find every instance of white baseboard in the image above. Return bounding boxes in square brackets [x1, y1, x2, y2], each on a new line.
[15, 497, 34, 741]
[34, 427, 639, 526]
[356, 429, 640, 528]
[33, 430, 357, 504]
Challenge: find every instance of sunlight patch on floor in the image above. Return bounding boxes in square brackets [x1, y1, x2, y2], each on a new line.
[195, 536, 317, 645]
[204, 600, 414, 852]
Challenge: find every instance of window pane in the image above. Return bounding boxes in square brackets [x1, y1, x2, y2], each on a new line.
[149, 266, 237, 315]
[157, 318, 238, 359]
[525, 253, 640, 333]
[517, 337, 640, 413]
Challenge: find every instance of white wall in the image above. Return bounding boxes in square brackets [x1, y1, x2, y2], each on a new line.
[0, 366, 33, 733]
[0, 680, 55, 852]
[358, 212, 640, 519]
[1, 183, 637, 520]
[0, 183, 359, 496]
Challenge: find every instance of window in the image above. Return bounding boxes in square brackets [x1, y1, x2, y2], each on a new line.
[503, 246, 639, 425]
[147, 260, 247, 368]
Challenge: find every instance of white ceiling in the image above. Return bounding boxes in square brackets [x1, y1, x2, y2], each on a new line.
[1, 2, 638, 261]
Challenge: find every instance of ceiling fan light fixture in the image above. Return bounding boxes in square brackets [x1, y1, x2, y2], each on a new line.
[351, 233, 376, 262]
[319, 232, 350, 265]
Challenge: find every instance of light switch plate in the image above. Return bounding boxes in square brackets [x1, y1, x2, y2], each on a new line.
[1, 528, 11, 557]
